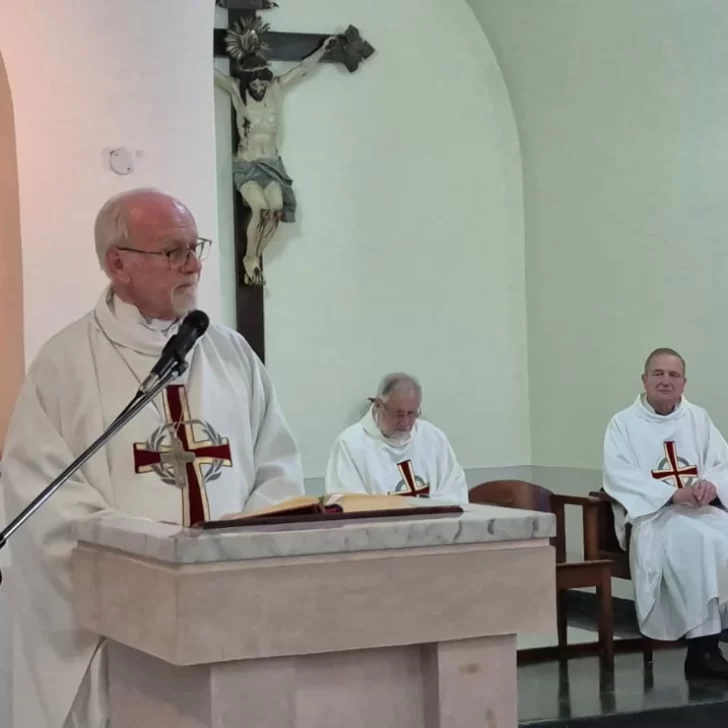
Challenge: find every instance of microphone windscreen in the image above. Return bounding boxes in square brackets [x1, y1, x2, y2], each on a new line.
[183, 310, 210, 336]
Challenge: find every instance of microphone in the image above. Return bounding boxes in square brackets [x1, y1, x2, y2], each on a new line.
[138, 310, 210, 394]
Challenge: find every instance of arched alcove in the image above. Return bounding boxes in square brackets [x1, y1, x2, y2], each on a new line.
[216, 0, 528, 476]
[0, 47, 24, 453]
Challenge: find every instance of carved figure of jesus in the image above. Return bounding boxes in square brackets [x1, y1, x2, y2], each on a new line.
[215, 36, 337, 286]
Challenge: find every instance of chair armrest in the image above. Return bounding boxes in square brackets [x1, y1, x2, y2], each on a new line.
[552, 494, 602, 508]
[589, 490, 614, 503]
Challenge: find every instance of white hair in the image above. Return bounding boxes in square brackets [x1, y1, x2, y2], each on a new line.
[94, 187, 165, 273]
[376, 372, 422, 402]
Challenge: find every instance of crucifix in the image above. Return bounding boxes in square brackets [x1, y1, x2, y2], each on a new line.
[159, 435, 197, 490]
[214, 0, 375, 361]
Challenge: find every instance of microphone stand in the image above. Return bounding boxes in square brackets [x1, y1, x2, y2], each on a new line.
[0, 363, 188, 587]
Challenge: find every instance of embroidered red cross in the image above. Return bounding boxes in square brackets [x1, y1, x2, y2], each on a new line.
[393, 459, 430, 497]
[651, 441, 698, 489]
[133, 385, 232, 526]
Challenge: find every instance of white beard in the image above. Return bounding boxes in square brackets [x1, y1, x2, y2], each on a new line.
[383, 430, 410, 445]
[171, 285, 198, 317]
[373, 409, 411, 445]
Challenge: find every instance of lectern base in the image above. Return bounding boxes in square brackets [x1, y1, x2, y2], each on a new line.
[109, 635, 516, 728]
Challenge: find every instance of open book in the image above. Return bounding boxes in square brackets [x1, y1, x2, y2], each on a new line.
[195, 493, 463, 530]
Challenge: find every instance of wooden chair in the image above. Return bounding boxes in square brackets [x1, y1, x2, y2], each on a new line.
[588, 489, 659, 663]
[469, 480, 615, 668]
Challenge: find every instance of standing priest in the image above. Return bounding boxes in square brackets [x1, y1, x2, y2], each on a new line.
[1, 188, 304, 728]
[325, 372, 468, 504]
[603, 347, 728, 679]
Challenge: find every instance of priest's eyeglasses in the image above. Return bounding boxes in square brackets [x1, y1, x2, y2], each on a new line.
[380, 402, 422, 421]
[115, 238, 212, 268]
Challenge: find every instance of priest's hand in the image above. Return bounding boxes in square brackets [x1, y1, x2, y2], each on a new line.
[693, 479, 718, 507]
[671, 486, 700, 507]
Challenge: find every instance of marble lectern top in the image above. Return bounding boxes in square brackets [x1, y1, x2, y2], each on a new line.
[72, 501, 555, 565]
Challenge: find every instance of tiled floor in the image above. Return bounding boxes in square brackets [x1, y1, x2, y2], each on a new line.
[519, 648, 728, 726]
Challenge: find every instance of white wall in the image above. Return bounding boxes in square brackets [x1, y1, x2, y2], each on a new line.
[0, 1, 221, 369]
[215, 0, 530, 477]
[471, 0, 728, 471]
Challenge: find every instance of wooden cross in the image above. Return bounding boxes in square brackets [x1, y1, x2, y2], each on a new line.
[650, 441, 698, 489]
[214, 0, 374, 361]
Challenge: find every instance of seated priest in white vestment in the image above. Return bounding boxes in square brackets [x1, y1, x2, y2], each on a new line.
[324, 373, 468, 504]
[1, 189, 305, 728]
[604, 347, 728, 680]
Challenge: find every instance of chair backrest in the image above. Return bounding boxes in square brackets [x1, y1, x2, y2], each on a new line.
[470, 479, 570, 561]
[469, 479, 553, 513]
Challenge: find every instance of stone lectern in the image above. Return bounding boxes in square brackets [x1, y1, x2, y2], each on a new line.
[72, 503, 555, 728]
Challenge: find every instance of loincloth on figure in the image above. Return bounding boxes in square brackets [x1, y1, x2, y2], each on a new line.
[232, 156, 297, 223]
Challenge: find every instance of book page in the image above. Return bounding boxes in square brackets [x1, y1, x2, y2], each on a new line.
[220, 495, 321, 520]
[325, 493, 421, 512]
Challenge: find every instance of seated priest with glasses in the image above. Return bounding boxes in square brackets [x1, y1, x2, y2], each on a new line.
[604, 347, 728, 680]
[324, 372, 469, 504]
[2, 188, 304, 728]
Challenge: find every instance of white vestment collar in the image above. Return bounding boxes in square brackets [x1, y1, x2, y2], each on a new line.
[94, 286, 181, 356]
[360, 404, 418, 448]
[635, 394, 689, 423]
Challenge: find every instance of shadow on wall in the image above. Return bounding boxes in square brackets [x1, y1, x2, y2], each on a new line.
[0, 46, 24, 452]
